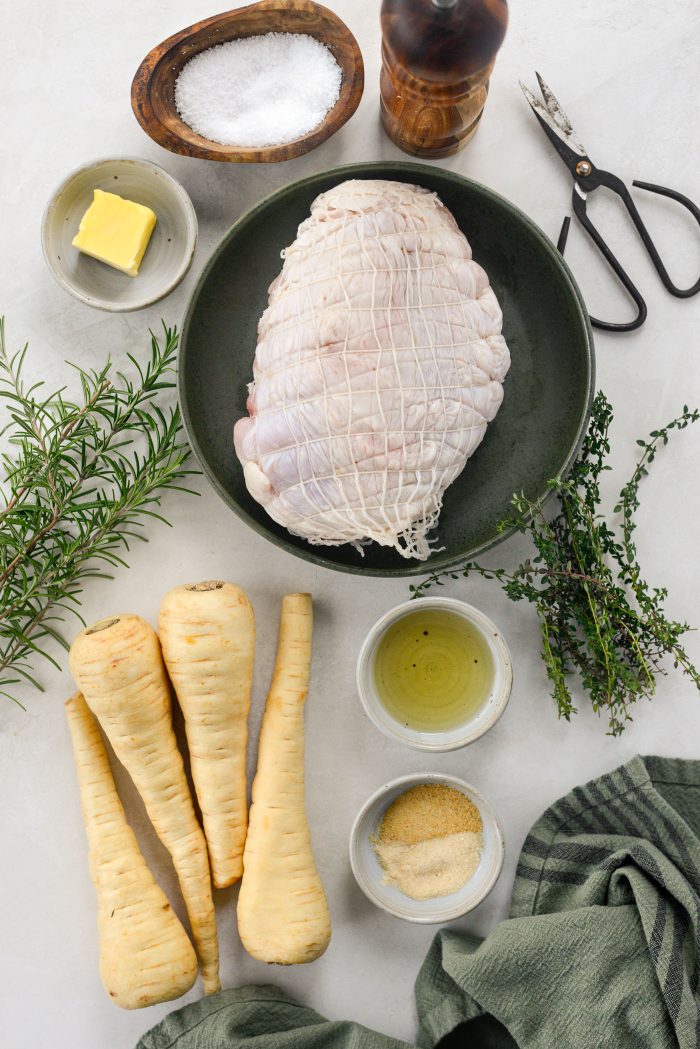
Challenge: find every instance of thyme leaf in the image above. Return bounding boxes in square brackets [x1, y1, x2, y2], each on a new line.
[410, 391, 700, 735]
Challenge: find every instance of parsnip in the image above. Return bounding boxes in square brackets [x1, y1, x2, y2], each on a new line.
[65, 692, 198, 1009]
[158, 581, 255, 888]
[237, 593, 331, 964]
[69, 615, 220, 994]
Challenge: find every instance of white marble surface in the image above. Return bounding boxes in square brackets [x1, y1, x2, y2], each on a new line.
[1, 1, 699, 1046]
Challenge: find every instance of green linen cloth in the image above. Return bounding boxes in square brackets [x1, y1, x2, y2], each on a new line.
[137, 756, 700, 1049]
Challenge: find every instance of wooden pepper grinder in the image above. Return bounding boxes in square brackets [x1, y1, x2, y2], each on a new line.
[380, 0, 508, 158]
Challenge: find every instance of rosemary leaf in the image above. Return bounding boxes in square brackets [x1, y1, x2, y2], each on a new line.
[0, 318, 198, 707]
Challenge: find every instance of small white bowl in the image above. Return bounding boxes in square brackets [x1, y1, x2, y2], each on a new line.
[42, 156, 197, 312]
[356, 597, 512, 752]
[349, 773, 505, 923]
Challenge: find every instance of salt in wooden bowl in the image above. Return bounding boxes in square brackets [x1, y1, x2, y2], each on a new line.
[131, 0, 365, 163]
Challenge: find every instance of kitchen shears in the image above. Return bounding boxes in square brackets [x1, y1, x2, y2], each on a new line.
[520, 73, 700, 332]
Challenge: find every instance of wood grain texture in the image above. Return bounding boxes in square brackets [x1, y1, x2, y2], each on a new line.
[131, 0, 364, 163]
[380, 0, 507, 158]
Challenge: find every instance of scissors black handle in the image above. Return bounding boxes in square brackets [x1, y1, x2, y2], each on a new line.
[558, 166, 700, 332]
[631, 179, 700, 297]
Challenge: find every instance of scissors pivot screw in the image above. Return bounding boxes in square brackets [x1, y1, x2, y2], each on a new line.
[576, 160, 592, 177]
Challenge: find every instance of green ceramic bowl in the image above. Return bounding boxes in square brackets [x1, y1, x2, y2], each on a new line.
[180, 162, 594, 577]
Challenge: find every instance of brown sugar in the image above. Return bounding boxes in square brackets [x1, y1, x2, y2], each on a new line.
[379, 783, 482, 846]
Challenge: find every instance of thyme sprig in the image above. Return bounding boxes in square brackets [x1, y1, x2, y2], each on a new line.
[411, 392, 700, 735]
[0, 319, 196, 708]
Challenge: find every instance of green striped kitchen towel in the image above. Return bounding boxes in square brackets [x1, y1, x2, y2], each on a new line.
[138, 756, 700, 1049]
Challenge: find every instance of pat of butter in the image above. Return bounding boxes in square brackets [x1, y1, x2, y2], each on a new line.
[72, 189, 157, 277]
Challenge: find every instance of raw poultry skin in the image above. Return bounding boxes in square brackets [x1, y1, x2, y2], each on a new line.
[234, 179, 510, 560]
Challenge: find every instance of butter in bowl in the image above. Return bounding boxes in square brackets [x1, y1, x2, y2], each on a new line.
[356, 598, 513, 752]
[72, 188, 157, 278]
[42, 156, 197, 312]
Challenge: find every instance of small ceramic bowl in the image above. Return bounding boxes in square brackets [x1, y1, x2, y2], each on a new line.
[356, 597, 512, 752]
[349, 773, 505, 923]
[41, 156, 197, 312]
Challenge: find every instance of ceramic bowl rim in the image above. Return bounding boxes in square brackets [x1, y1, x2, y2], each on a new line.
[41, 155, 198, 313]
[356, 596, 513, 751]
[349, 772, 505, 923]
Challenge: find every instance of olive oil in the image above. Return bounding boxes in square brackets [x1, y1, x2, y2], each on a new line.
[373, 609, 493, 731]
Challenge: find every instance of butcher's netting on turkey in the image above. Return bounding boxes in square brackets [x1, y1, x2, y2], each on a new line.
[233, 180, 510, 560]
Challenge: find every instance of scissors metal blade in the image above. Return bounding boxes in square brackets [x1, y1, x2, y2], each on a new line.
[520, 74, 588, 169]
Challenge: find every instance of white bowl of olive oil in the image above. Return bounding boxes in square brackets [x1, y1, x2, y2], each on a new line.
[356, 598, 512, 751]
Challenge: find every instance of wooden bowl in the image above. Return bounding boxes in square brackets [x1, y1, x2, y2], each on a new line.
[131, 0, 364, 163]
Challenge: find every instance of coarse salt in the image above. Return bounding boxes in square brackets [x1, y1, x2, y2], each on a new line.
[174, 32, 343, 148]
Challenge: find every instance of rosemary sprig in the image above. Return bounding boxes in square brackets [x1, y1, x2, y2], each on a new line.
[411, 392, 700, 735]
[0, 318, 196, 708]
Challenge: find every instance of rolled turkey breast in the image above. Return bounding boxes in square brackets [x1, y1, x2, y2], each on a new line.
[233, 179, 510, 560]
